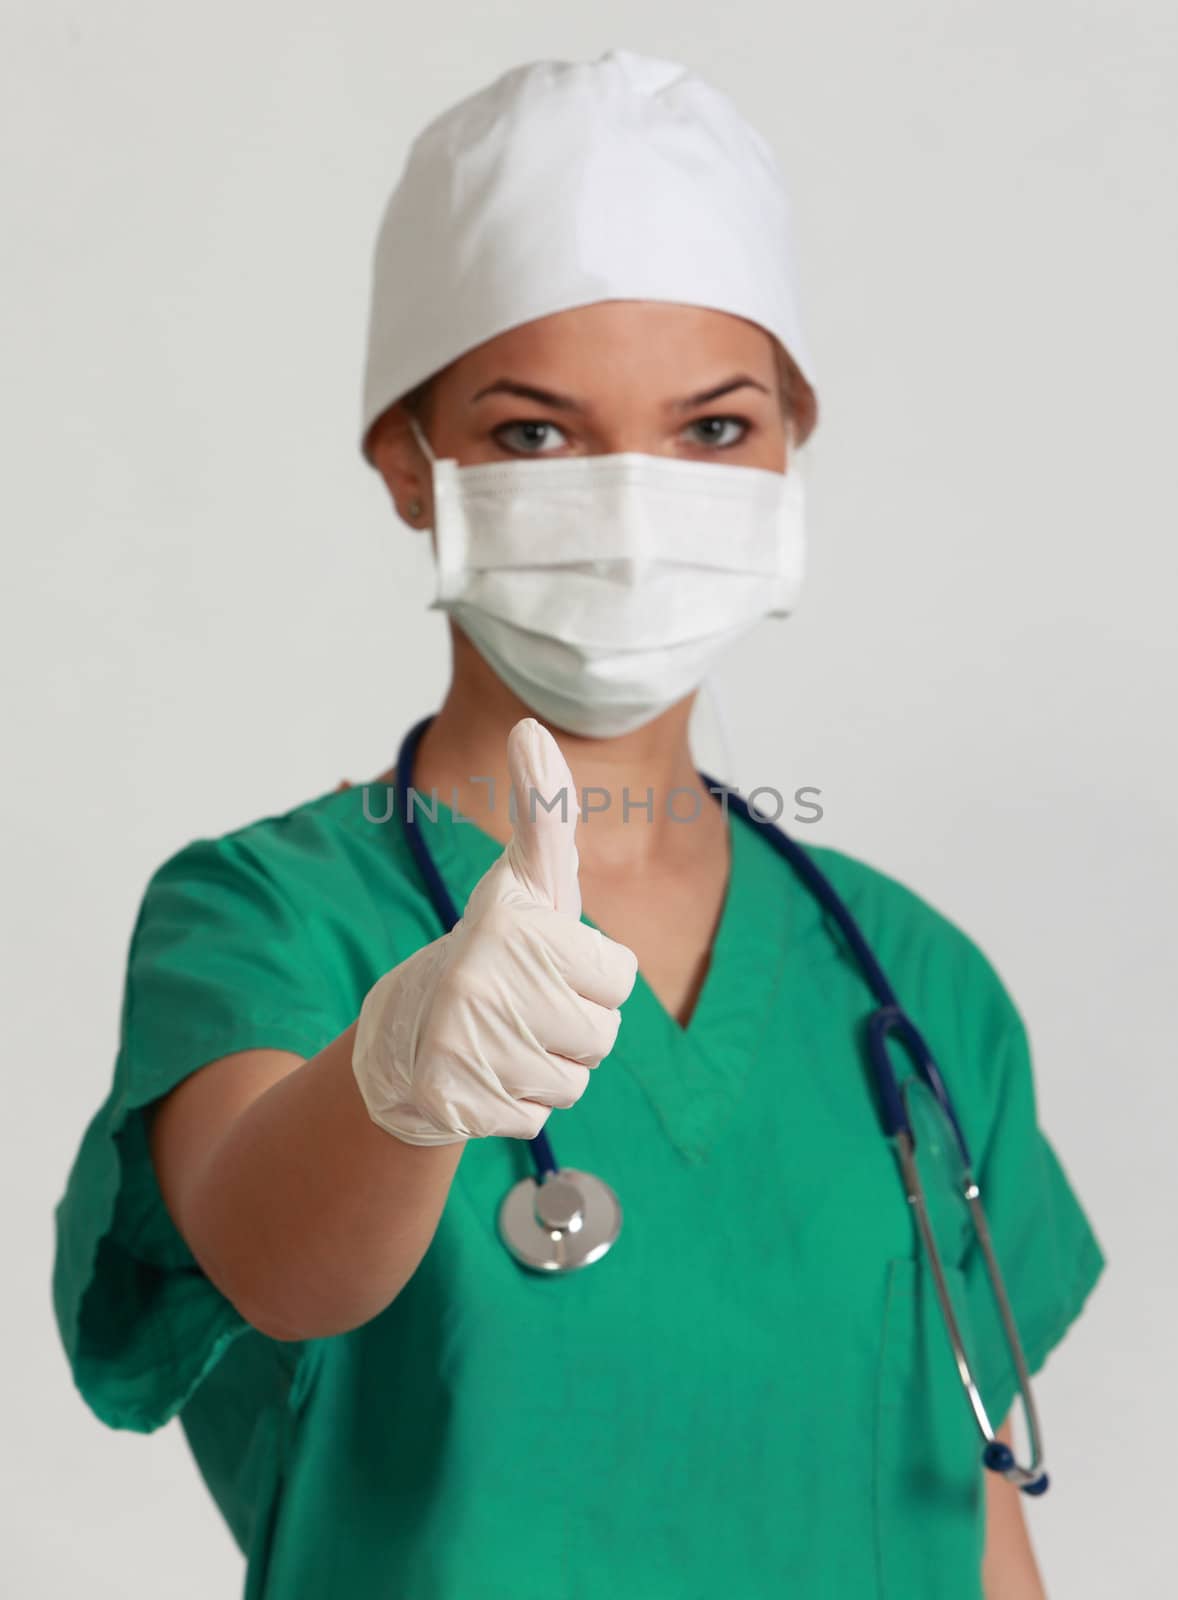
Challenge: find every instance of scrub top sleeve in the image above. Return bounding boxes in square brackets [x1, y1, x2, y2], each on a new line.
[52, 835, 345, 1435]
[961, 971, 1107, 1436]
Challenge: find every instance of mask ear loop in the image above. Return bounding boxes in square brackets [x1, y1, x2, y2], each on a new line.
[787, 420, 814, 492]
[699, 425, 798, 784]
[406, 413, 437, 528]
[407, 412, 437, 464]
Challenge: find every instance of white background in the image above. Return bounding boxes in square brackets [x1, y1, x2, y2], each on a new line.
[3, 2, 1175, 1595]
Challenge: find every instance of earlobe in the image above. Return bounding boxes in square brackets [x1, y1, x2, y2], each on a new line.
[403, 495, 435, 539]
[370, 449, 429, 528]
[406, 496, 435, 531]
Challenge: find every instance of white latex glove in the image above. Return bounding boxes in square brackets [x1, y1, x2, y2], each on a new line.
[352, 717, 639, 1145]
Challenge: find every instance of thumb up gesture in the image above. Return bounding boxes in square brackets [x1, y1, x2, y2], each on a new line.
[352, 719, 639, 1145]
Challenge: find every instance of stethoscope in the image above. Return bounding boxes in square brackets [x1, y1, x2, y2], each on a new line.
[393, 714, 1049, 1493]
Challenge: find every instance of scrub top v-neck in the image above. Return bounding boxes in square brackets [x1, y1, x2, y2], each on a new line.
[52, 776, 1105, 1600]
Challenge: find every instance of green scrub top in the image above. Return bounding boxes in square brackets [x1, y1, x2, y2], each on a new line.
[52, 773, 1105, 1600]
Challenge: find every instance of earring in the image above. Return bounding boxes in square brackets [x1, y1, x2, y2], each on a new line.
[407, 498, 423, 521]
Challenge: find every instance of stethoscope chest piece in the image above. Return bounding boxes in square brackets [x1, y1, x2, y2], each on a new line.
[497, 1168, 623, 1273]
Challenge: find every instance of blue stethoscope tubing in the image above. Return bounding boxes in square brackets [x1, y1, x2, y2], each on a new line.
[393, 714, 1048, 1493]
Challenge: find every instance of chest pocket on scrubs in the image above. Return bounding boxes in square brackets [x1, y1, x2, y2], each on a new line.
[873, 1255, 987, 1600]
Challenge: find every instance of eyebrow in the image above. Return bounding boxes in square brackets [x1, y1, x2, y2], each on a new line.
[468, 374, 771, 412]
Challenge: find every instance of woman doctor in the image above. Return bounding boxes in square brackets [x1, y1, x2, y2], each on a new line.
[53, 48, 1104, 1600]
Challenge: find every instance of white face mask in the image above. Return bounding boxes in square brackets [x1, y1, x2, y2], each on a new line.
[407, 413, 806, 739]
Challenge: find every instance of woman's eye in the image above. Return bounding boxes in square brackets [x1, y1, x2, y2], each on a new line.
[493, 420, 568, 454]
[685, 415, 749, 448]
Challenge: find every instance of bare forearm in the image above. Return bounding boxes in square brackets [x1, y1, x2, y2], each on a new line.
[161, 1025, 467, 1341]
[982, 1416, 1048, 1599]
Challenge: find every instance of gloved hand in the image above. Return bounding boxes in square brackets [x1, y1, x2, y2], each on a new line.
[352, 717, 639, 1145]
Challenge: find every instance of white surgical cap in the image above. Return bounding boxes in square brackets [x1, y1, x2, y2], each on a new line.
[359, 47, 817, 462]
